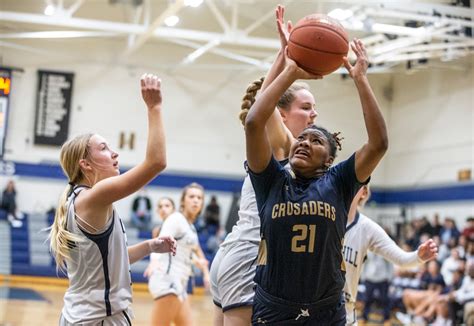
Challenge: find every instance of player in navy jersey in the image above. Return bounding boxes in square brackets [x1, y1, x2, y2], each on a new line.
[210, 6, 320, 326]
[49, 74, 177, 325]
[245, 39, 388, 325]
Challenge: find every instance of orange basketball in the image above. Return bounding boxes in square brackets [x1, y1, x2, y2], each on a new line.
[288, 14, 349, 76]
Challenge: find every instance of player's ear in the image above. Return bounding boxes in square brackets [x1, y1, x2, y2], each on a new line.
[79, 158, 93, 172]
[324, 156, 334, 169]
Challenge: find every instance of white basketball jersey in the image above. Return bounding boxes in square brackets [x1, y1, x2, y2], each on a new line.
[220, 175, 261, 246]
[152, 212, 198, 280]
[62, 186, 132, 324]
[343, 212, 419, 305]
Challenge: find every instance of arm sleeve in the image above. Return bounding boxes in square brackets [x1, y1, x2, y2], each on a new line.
[367, 218, 420, 267]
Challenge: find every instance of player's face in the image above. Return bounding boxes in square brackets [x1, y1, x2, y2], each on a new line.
[86, 134, 120, 180]
[158, 199, 174, 220]
[280, 89, 317, 137]
[289, 129, 333, 178]
[182, 187, 204, 220]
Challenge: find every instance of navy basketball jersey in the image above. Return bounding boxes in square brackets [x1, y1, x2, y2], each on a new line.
[249, 153, 366, 305]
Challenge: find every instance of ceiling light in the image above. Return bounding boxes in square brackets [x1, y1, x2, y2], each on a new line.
[184, 0, 203, 7]
[44, 4, 56, 16]
[328, 8, 353, 21]
[164, 15, 179, 27]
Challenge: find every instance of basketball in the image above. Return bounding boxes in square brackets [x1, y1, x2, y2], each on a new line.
[288, 14, 349, 75]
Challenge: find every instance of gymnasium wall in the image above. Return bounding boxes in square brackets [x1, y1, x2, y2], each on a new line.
[1, 46, 473, 226]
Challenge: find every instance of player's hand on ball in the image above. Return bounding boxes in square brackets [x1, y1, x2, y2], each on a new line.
[343, 38, 369, 80]
[276, 5, 292, 50]
[149, 235, 177, 255]
[417, 238, 438, 262]
[284, 47, 323, 80]
[141, 73, 162, 110]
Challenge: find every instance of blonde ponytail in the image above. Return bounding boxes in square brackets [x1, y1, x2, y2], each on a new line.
[48, 133, 93, 272]
[239, 77, 264, 126]
[48, 186, 83, 272]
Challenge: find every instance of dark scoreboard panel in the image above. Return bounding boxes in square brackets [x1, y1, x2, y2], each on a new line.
[34, 70, 74, 146]
[0, 68, 11, 159]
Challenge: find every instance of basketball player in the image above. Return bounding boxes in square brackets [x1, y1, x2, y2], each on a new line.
[344, 185, 438, 326]
[210, 6, 318, 326]
[245, 38, 388, 324]
[49, 74, 177, 325]
[148, 183, 210, 326]
[151, 197, 176, 238]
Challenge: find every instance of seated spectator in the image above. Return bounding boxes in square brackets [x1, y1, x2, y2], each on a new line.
[466, 240, 474, 266]
[1, 180, 23, 228]
[440, 218, 460, 245]
[462, 217, 474, 241]
[434, 262, 474, 325]
[151, 197, 175, 238]
[131, 188, 152, 231]
[441, 248, 463, 286]
[398, 260, 446, 324]
[432, 213, 443, 237]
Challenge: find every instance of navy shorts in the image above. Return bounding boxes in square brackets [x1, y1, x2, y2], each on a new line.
[252, 286, 346, 325]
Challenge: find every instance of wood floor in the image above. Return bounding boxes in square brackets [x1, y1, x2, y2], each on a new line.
[0, 275, 214, 325]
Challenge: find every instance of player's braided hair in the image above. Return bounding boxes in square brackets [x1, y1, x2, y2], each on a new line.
[239, 77, 264, 126]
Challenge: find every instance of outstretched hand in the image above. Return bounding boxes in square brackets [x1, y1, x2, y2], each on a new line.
[284, 47, 323, 81]
[141, 73, 162, 109]
[149, 235, 177, 255]
[343, 38, 369, 79]
[276, 5, 292, 50]
[417, 238, 438, 262]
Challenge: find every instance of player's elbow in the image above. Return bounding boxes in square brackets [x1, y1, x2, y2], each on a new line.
[244, 114, 263, 134]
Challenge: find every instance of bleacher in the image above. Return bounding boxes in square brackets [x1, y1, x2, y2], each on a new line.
[1, 211, 216, 288]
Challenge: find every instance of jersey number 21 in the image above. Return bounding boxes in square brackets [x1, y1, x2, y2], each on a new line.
[291, 224, 316, 253]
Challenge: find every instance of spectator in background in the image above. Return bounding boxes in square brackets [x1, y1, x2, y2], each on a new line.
[204, 195, 220, 229]
[466, 240, 474, 266]
[151, 197, 175, 238]
[432, 213, 443, 237]
[441, 248, 463, 286]
[419, 216, 434, 237]
[361, 252, 394, 325]
[440, 218, 460, 245]
[131, 188, 152, 231]
[1, 180, 23, 228]
[462, 217, 474, 241]
[398, 260, 446, 324]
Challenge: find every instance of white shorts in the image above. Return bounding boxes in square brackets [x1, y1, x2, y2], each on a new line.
[148, 271, 189, 302]
[59, 308, 133, 326]
[210, 241, 258, 312]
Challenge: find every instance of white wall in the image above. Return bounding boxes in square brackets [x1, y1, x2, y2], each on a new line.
[386, 67, 474, 186]
[2, 46, 473, 223]
[5, 59, 391, 177]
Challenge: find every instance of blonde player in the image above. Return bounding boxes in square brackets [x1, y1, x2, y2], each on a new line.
[343, 185, 438, 325]
[49, 74, 177, 325]
[210, 5, 318, 325]
[147, 183, 210, 326]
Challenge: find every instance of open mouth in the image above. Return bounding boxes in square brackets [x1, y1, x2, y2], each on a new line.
[294, 149, 310, 158]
